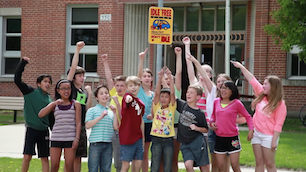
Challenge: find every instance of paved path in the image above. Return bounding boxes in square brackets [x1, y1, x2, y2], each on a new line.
[0, 124, 294, 172]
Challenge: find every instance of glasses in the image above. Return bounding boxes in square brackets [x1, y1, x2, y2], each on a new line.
[58, 87, 71, 91]
[220, 86, 230, 90]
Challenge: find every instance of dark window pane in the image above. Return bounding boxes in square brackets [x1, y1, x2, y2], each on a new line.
[6, 37, 21, 50]
[186, 7, 199, 31]
[217, 6, 225, 31]
[291, 54, 298, 76]
[7, 19, 21, 33]
[300, 59, 306, 76]
[70, 54, 83, 67]
[232, 5, 246, 30]
[85, 54, 97, 72]
[173, 7, 184, 32]
[5, 58, 19, 74]
[71, 29, 98, 45]
[201, 6, 214, 31]
[72, 8, 98, 25]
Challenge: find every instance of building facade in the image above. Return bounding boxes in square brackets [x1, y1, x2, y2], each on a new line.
[0, 0, 305, 116]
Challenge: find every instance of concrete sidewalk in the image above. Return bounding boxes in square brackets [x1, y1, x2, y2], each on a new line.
[0, 124, 294, 172]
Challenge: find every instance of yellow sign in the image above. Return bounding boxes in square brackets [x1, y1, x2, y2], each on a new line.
[148, 7, 173, 45]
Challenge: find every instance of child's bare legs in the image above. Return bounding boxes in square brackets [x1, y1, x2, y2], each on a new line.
[50, 147, 62, 172]
[184, 160, 195, 172]
[121, 161, 130, 172]
[210, 153, 219, 172]
[73, 157, 81, 172]
[253, 144, 265, 172]
[64, 148, 76, 172]
[172, 139, 180, 172]
[133, 160, 142, 172]
[229, 152, 241, 172]
[263, 147, 276, 172]
[21, 154, 32, 172]
[216, 154, 228, 172]
[41, 157, 49, 172]
[142, 142, 150, 172]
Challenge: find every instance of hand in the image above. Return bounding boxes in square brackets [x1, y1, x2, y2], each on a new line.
[186, 53, 197, 63]
[210, 122, 217, 131]
[157, 69, 164, 79]
[182, 37, 190, 45]
[271, 141, 277, 151]
[72, 139, 79, 149]
[164, 67, 172, 78]
[125, 95, 133, 103]
[84, 85, 92, 95]
[54, 99, 63, 106]
[139, 48, 148, 60]
[101, 54, 108, 62]
[247, 130, 254, 141]
[146, 114, 153, 120]
[101, 110, 108, 118]
[109, 105, 116, 112]
[22, 57, 30, 62]
[230, 60, 243, 69]
[189, 124, 198, 131]
[76, 41, 85, 51]
[174, 47, 182, 55]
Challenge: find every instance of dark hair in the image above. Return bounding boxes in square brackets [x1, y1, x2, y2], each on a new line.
[222, 81, 239, 100]
[37, 74, 52, 85]
[160, 88, 170, 95]
[94, 84, 109, 98]
[54, 79, 72, 101]
[66, 66, 86, 79]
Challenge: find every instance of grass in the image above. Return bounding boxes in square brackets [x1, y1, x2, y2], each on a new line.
[0, 110, 24, 125]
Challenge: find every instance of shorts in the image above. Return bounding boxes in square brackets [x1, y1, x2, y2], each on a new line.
[51, 141, 73, 148]
[180, 135, 209, 167]
[120, 139, 144, 162]
[214, 135, 241, 154]
[23, 127, 49, 158]
[144, 123, 152, 142]
[208, 129, 216, 154]
[251, 129, 279, 149]
[75, 127, 88, 157]
[174, 126, 178, 140]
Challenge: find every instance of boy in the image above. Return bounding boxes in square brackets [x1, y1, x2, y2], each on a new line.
[67, 41, 92, 172]
[119, 76, 145, 172]
[102, 53, 127, 172]
[150, 67, 176, 172]
[14, 57, 53, 172]
[176, 85, 209, 172]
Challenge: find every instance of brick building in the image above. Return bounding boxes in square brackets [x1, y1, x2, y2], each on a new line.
[0, 0, 305, 116]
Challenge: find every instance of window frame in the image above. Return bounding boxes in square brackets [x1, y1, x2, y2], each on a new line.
[66, 4, 98, 76]
[286, 46, 306, 80]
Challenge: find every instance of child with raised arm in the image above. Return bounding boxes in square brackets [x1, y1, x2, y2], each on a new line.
[120, 76, 145, 172]
[14, 57, 53, 172]
[210, 81, 254, 172]
[231, 61, 287, 172]
[67, 41, 92, 171]
[150, 67, 176, 172]
[39, 79, 81, 172]
[85, 85, 116, 172]
[102, 53, 127, 172]
[176, 84, 209, 172]
[137, 48, 154, 172]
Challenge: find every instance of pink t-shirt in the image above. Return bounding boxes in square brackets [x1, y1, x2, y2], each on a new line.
[249, 77, 287, 135]
[211, 98, 254, 137]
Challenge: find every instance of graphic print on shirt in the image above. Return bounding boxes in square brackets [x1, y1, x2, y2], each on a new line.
[257, 101, 271, 117]
[232, 139, 241, 149]
[76, 91, 86, 105]
[131, 100, 142, 116]
[152, 109, 173, 135]
[180, 110, 198, 127]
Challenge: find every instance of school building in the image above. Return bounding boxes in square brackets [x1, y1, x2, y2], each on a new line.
[0, 0, 305, 117]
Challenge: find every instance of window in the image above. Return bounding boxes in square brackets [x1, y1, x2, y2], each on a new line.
[232, 5, 246, 30]
[66, 6, 98, 74]
[1, 18, 21, 75]
[173, 7, 184, 32]
[217, 5, 225, 31]
[186, 7, 199, 31]
[201, 6, 214, 31]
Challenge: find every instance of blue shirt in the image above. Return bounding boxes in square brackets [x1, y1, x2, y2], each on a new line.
[137, 86, 154, 123]
[85, 104, 114, 143]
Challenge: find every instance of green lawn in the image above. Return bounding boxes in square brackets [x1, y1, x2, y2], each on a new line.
[0, 110, 24, 125]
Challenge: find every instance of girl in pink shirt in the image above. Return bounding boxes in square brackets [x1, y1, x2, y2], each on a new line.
[231, 61, 287, 172]
[210, 81, 254, 172]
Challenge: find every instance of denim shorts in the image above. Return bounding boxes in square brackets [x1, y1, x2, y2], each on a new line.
[180, 135, 209, 167]
[120, 139, 144, 162]
[208, 129, 216, 154]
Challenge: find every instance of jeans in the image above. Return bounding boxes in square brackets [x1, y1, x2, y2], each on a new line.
[150, 136, 174, 172]
[88, 142, 113, 172]
[112, 130, 121, 172]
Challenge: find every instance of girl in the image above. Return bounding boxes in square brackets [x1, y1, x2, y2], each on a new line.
[85, 85, 116, 172]
[39, 79, 81, 172]
[210, 81, 254, 172]
[231, 61, 287, 172]
[138, 48, 155, 172]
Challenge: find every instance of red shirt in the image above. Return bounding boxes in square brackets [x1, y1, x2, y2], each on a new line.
[119, 93, 145, 145]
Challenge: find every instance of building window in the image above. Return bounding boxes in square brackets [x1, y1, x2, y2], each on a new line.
[173, 7, 184, 32]
[66, 5, 98, 75]
[201, 6, 214, 31]
[2, 18, 21, 75]
[232, 5, 246, 30]
[288, 53, 306, 77]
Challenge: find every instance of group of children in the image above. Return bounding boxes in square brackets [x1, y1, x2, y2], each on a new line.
[15, 37, 287, 172]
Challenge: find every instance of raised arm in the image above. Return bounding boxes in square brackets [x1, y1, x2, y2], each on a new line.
[67, 41, 85, 81]
[85, 109, 107, 129]
[231, 61, 255, 82]
[14, 57, 34, 95]
[165, 68, 176, 105]
[186, 53, 215, 93]
[137, 48, 148, 78]
[38, 100, 62, 118]
[174, 47, 182, 91]
[102, 54, 114, 89]
[153, 69, 164, 105]
[183, 37, 198, 85]
[109, 104, 120, 130]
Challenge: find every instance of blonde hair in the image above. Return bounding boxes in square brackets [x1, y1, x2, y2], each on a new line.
[188, 84, 203, 96]
[126, 76, 141, 86]
[251, 75, 284, 114]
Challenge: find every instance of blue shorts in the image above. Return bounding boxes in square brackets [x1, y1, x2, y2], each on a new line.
[180, 135, 210, 167]
[120, 139, 144, 162]
[208, 129, 216, 154]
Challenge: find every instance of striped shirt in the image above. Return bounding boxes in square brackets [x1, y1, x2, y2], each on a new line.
[196, 92, 209, 123]
[85, 104, 114, 143]
[51, 101, 76, 141]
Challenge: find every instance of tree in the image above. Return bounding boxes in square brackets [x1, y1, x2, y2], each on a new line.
[265, 0, 306, 61]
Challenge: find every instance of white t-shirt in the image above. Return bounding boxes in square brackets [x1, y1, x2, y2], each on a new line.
[206, 85, 217, 121]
